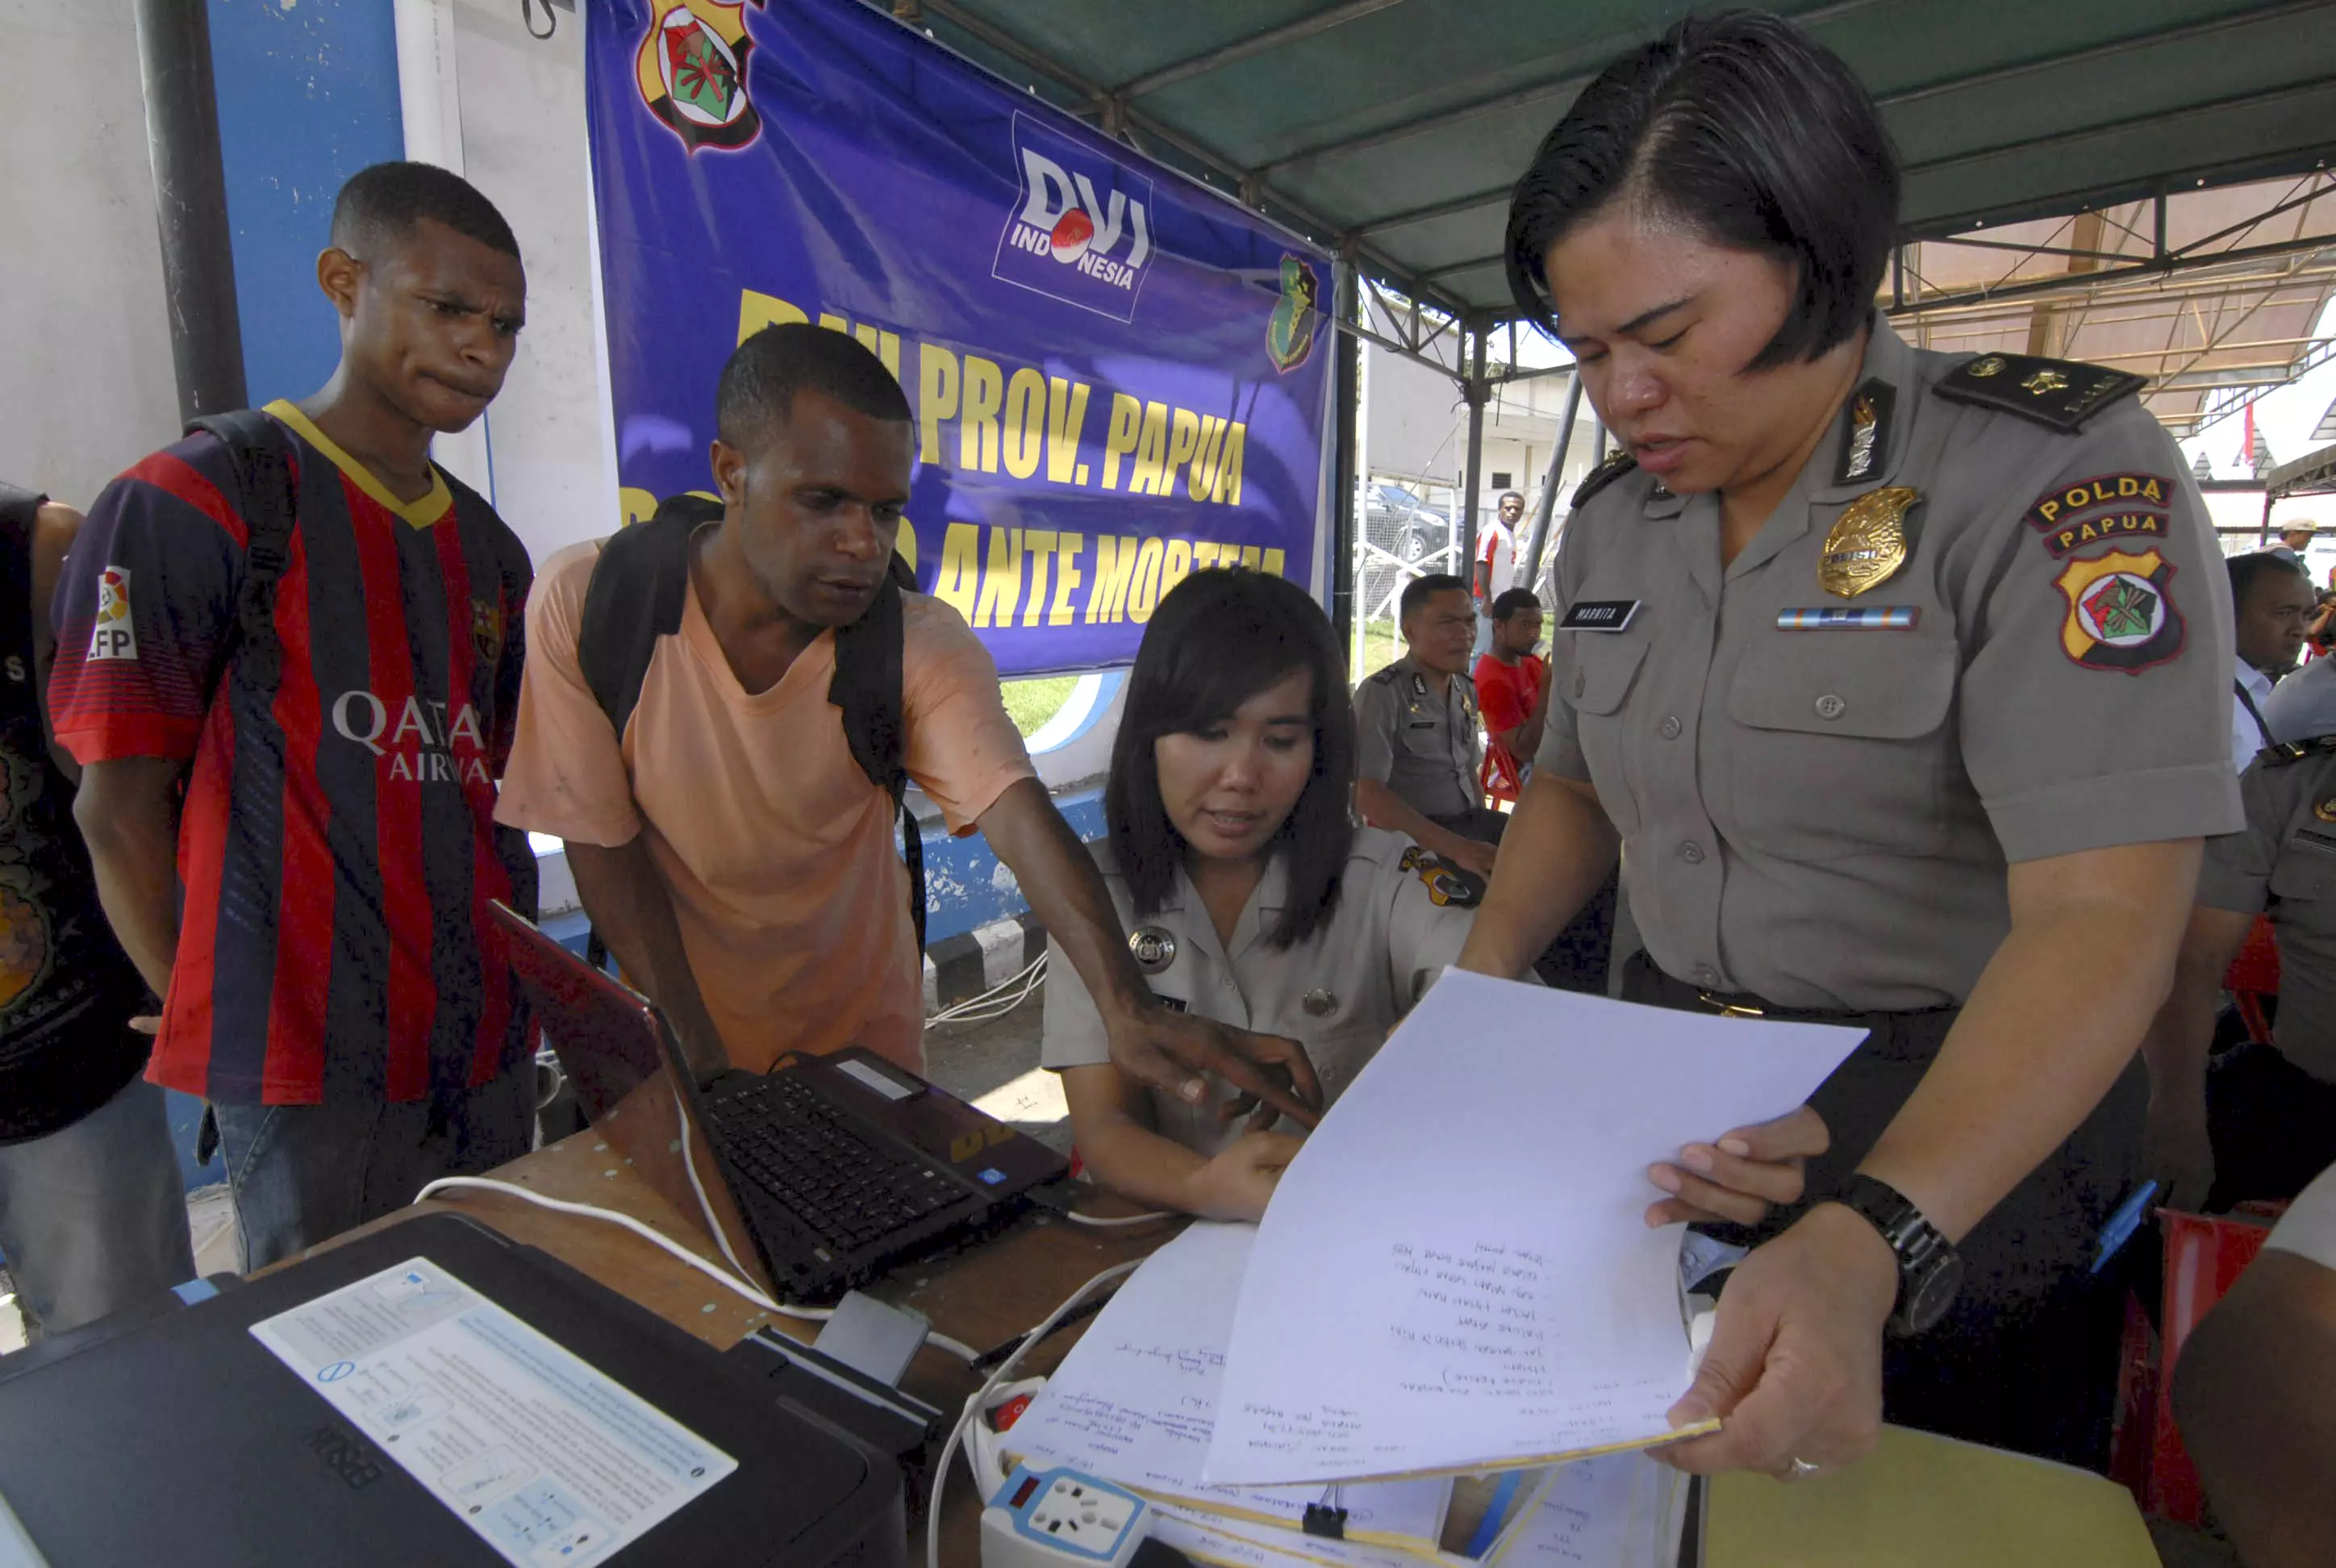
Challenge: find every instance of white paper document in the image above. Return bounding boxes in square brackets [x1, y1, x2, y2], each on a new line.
[249, 1257, 736, 1568]
[1008, 1224, 1450, 1549]
[1149, 1503, 1453, 1568]
[1203, 973, 1865, 1484]
[1503, 1454, 1686, 1568]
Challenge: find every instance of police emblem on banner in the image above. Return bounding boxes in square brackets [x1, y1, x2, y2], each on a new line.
[635, 1, 763, 154]
[1267, 256, 1320, 374]
[2054, 548, 2187, 673]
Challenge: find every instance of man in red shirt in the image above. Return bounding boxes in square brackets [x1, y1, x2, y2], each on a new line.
[52, 163, 536, 1269]
[1473, 588, 1551, 805]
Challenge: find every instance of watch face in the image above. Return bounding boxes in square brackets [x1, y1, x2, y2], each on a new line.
[1901, 1253, 1966, 1336]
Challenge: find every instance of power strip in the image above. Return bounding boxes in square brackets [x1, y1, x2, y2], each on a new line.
[979, 1465, 1149, 1568]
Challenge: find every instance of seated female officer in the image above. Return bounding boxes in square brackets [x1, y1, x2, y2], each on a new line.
[1041, 569, 1483, 1220]
[1458, 13, 2240, 1476]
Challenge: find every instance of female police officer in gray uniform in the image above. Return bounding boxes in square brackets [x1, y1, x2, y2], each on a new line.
[1455, 12, 2241, 1477]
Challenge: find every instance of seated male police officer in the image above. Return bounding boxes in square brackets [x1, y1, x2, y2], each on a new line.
[497, 325, 1316, 1121]
[1354, 574, 1500, 875]
[1356, 574, 1618, 994]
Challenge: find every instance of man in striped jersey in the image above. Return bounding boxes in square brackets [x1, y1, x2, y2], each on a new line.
[51, 163, 537, 1270]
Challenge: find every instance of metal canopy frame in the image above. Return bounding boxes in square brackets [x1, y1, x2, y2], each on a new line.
[2266, 440, 2336, 498]
[879, 0, 2336, 614]
[2241, 437, 2336, 543]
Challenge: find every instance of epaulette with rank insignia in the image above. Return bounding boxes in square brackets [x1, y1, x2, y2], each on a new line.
[2259, 734, 2336, 767]
[1932, 352, 2143, 433]
[1571, 448, 1637, 509]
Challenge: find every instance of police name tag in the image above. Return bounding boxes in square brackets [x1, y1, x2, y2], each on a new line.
[1559, 599, 1640, 632]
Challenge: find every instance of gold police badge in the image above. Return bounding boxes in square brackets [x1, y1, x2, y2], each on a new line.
[1819, 486, 1920, 598]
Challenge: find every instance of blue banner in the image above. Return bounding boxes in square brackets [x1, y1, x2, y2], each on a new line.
[586, 0, 1333, 676]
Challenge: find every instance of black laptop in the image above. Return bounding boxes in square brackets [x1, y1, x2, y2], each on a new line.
[488, 902, 1066, 1304]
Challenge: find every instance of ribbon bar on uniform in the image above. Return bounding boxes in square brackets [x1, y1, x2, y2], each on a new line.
[1775, 605, 1921, 631]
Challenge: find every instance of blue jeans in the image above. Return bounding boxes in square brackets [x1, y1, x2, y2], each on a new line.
[0, 1077, 194, 1338]
[212, 1066, 534, 1271]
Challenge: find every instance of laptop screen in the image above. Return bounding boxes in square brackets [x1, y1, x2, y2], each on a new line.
[483, 902, 774, 1295]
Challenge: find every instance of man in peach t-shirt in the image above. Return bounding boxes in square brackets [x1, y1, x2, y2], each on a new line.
[498, 325, 1312, 1116]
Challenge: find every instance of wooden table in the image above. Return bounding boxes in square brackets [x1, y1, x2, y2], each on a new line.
[316, 1134, 2168, 1568]
[315, 1128, 1183, 1566]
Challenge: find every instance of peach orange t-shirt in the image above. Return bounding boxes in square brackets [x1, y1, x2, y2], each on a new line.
[495, 541, 1033, 1074]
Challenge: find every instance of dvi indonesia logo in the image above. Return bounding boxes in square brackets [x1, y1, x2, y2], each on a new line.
[993, 114, 1155, 323]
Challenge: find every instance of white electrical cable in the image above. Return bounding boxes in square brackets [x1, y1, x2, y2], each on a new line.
[1063, 1208, 1174, 1228]
[674, 1075, 768, 1287]
[926, 952, 1048, 1025]
[927, 1329, 983, 1363]
[928, 955, 1038, 1023]
[927, 1257, 1143, 1568]
[926, 972, 1043, 1028]
[413, 1174, 802, 1316]
[409, 1177, 981, 1364]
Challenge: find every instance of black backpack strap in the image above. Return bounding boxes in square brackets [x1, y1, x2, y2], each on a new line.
[0, 484, 44, 533]
[186, 410, 298, 693]
[0, 484, 43, 565]
[832, 553, 925, 952]
[580, 501, 928, 956]
[573, 498, 703, 986]
[0, 487, 42, 645]
[578, 495, 711, 740]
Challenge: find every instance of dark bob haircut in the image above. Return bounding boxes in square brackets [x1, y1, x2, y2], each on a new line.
[332, 160, 519, 261]
[1399, 573, 1469, 623]
[1504, 10, 1899, 369]
[1105, 570, 1356, 950]
[717, 322, 913, 452]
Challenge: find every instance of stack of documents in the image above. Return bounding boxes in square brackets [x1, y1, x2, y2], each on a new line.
[1203, 973, 1862, 1487]
[1010, 974, 1863, 1566]
[1009, 1224, 1459, 1553]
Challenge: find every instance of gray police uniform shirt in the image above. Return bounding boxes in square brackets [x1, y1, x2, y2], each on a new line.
[2196, 738, 2336, 1083]
[1537, 314, 2242, 1011]
[1354, 656, 1483, 820]
[2265, 654, 2336, 744]
[1041, 827, 1478, 1155]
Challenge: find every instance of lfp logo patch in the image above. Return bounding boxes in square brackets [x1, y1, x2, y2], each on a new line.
[993, 114, 1155, 323]
[89, 566, 136, 662]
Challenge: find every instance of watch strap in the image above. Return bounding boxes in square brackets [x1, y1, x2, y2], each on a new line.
[1836, 1174, 1959, 1336]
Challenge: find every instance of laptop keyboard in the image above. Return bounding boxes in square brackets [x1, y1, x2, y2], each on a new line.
[703, 1074, 969, 1255]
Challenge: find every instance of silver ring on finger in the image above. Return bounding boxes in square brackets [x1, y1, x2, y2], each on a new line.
[1784, 1457, 1822, 1482]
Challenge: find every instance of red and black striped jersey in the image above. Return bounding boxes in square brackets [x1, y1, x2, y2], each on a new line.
[48, 401, 537, 1106]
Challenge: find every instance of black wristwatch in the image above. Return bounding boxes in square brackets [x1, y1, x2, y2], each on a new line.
[1832, 1174, 1964, 1337]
